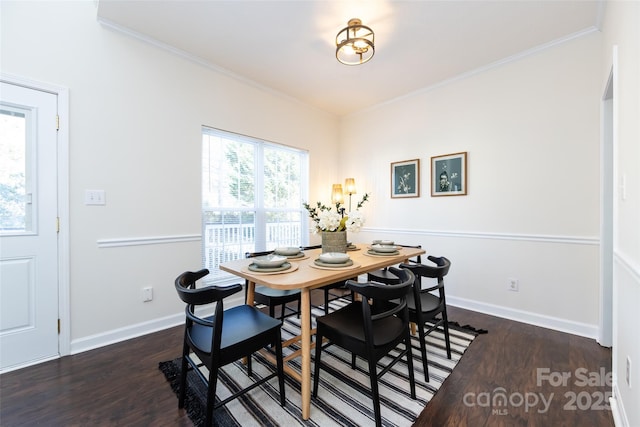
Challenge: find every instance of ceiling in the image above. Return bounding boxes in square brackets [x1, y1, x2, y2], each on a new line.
[96, 0, 602, 116]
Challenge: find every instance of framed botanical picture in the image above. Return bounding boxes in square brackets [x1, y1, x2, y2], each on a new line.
[391, 159, 420, 198]
[431, 152, 467, 196]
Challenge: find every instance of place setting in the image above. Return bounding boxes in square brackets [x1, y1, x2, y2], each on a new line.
[310, 252, 359, 270]
[365, 240, 401, 257]
[243, 254, 299, 275]
[273, 246, 309, 260]
[346, 241, 359, 251]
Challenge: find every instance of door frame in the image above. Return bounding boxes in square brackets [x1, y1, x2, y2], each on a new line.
[598, 48, 617, 348]
[1, 73, 70, 358]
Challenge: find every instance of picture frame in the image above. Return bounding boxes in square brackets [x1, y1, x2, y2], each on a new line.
[391, 159, 420, 198]
[431, 152, 467, 196]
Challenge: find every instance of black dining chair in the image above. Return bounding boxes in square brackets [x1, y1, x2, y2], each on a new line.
[246, 250, 301, 320]
[174, 269, 285, 427]
[367, 244, 422, 284]
[313, 267, 416, 427]
[397, 256, 452, 382]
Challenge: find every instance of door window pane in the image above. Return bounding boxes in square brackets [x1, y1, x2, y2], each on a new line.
[0, 108, 31, 233]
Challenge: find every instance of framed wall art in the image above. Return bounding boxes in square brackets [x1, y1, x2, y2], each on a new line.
[391, 159, 420, 198]
[431, 152, 467, 196]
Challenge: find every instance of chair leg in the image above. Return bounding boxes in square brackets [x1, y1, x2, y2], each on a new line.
[324, 288, 330, 314]
[367, 355, 382, 427]
[312, 331, 323, 397]
[441, 311, 452, 359]
[275, 331, 285, 406]
[178, 350, 189, 408]
[404, 329, 417, 399]
[418, 322, 430, 382]
[205, 365, 220, 427]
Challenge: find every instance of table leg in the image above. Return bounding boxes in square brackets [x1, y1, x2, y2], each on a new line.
[300, 288, 311, 420]
[246, 280, 255, 305]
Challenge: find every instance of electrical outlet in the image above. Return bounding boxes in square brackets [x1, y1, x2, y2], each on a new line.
[627, 356, 632, 387]
[508, 278, 519, 292]
[142, 286, 153, 302]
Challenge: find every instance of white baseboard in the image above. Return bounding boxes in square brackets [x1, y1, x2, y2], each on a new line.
[70, 292, 596, 356]
[70, 312, 185, 355]
[447, 295, 599, 339]
[610, 383, 629, 427]
[70, 293, 244, 355]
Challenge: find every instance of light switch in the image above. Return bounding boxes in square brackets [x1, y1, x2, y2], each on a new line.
[84, 190, 106, 205]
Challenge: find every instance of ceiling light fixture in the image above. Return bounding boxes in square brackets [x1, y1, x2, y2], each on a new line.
[336, 18, 375, 66]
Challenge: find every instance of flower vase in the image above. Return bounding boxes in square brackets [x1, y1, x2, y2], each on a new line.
[321, 231, 347, 253]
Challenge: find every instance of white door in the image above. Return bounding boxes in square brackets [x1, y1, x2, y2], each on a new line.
[0, 81, 59, 371]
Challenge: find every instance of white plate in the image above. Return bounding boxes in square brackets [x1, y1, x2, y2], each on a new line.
[371, 244, 398, 253]
[274, 247, 301, 256]
[372, 240, 394, 246]
[318, 252, 350, 264]
[252, 254, 287, 268]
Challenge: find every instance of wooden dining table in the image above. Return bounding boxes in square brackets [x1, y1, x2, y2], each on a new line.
[219, 243, 425, 420]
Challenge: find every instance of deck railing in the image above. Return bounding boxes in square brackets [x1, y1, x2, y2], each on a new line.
[203, 221, 302, 279]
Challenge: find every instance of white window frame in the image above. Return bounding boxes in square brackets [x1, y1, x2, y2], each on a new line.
[202, 127, 309, 283]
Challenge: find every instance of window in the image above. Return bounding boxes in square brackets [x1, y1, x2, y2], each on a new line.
[0, 107, 31, 233]
[202, 127, 309, 282]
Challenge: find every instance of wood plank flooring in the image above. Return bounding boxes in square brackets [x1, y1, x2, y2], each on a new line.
[415, 307, 613, 427]
[0, 300, 613, 426]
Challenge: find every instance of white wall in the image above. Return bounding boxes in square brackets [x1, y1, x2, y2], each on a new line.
[340, 32, 603, 333]
[1, 1, 339, 347]
[601, 2, 640, 426]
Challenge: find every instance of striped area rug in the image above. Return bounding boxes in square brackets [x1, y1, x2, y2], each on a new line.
[159, 298, 479, 427]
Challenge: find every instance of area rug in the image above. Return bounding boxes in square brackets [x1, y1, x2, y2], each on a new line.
[159, 298, 482, 427]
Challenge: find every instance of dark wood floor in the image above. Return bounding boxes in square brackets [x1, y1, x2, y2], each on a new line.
[1, 296, 613, 427]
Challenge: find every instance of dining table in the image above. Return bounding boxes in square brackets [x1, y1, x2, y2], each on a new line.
[219, 243, 426, 420]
